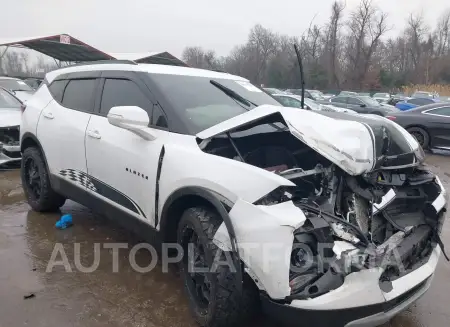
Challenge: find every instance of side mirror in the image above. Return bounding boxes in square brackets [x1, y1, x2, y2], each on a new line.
[360, 104, 367, 108]
[107, 106, 156, 141]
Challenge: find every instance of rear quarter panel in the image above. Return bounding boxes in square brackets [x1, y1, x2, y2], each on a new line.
[20, 84, 53, 142]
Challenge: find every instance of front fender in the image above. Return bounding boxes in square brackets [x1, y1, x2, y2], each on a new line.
[213, 199, 308, 299]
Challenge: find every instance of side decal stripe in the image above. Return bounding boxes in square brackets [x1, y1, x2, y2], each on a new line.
[58, 169, 146, 218]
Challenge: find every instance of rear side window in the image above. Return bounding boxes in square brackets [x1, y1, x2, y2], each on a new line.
[48, 80, 67, 103]
[348, 97, 363, 105]
[62, 79, 97, 112]
[427, 107, 450, 117]
[408, 98, 433, 106]
[331, 97, 347, 104]
[100, 79, 151, 115]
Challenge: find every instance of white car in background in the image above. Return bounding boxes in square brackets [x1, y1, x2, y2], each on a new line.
[373, 93, 391, 104]
[0, 76, 35, 103]
[273, 93, 357, 114]
[0, 87, 22, 166]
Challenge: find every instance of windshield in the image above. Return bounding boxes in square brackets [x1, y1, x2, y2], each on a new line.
[359, 96, 381, 106]
[0, 79, 34, 92]
[0, 88, 22, 109]
[150, 74, 282, 134]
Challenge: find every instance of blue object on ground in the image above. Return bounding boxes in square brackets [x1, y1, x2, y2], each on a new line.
[55, 214, 73, 229]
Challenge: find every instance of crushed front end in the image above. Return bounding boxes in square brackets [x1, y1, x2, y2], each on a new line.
[259, 165, 446, 327]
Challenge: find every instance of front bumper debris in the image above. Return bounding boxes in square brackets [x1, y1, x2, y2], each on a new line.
[262, 246, 440, 327]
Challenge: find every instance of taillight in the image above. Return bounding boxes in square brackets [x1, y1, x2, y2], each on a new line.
[386, 115, 396, 120]
[20, 104, 26, 113]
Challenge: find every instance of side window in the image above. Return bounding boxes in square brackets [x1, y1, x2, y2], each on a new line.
[331, 97, 347, 104]
[409, 98, 431, 106]
[289, 98, 302, 108]
[151, 105, 169, 128]
[48, 80, 67, 103]
[100, 79, 151, 115]
[427, 107, 450, 116]
[61, 79, 97, 112]
[274, 96, 291, 107]
[348, 97, 363, 105]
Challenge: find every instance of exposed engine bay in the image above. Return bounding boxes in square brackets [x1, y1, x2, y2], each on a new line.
[200, 118, 447, 300]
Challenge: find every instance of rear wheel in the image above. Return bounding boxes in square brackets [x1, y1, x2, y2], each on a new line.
[177, 207, 259, 327]
[407, 127, 430, 149]
[21, 147, 66, 212]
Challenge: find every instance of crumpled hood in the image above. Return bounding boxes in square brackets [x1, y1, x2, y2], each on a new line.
[197, 105, 421, 175]
[0, 109, 21, 128]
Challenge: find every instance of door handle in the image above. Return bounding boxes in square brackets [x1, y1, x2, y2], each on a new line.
[43, 112, 54, 119]
[87, 130, 101, 139]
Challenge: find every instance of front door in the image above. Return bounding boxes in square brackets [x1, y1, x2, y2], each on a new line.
[85, 76, 170, 226]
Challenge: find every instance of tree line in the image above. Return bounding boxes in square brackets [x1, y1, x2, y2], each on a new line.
[182, 0, 450, 92]
[0, 50, 58, 78]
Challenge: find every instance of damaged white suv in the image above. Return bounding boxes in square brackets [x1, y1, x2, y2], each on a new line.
[21, 61, 447, 327]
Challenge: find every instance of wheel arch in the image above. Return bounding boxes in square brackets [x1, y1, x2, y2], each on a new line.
[159, 186, 235, 243]
[404, 124, 432, 146]
[21, 132, 52, 176]
[159, 186, 243, 292]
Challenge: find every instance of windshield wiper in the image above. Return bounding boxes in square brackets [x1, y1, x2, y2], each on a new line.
[210, 80, 257, 109]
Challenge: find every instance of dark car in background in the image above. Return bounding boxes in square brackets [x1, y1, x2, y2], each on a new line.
[0, 77, 35, 102]
[395, 97, 440, 111]
[386, 102, 450, 149]
[328, 94, 397, 116]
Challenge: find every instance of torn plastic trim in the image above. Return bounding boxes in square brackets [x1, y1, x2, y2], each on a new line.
[213, 199, 308, 299]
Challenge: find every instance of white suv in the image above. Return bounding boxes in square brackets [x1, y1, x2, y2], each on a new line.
[20, 61, 447, 327]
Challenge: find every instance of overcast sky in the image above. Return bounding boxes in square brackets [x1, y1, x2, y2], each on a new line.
[2, 0, 449, 58]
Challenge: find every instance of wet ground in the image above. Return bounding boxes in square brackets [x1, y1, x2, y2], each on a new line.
[1, 153, 450, 327]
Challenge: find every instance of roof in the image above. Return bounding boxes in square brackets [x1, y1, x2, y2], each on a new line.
[0, 76, 20, 80]
[0, 34, 114, 62]
[109, 51, 188, 66]
[45, 62, 247, 83]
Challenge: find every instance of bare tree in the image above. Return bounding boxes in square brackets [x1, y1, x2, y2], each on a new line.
[345, 0, 389, 89]
[325, 1, 346, 88]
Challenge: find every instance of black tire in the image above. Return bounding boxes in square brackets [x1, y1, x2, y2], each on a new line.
[177, 207, 259, 327]
[21, 147, 66, 212]
[407, 127, 430, 149]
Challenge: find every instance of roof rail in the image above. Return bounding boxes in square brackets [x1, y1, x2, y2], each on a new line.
[66, 59, 138, 68]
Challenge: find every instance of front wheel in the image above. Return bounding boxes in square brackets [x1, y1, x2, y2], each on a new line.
[407, 127, 430, 149]
[177, 207, 259, 327]
[21, 147, 66, 212]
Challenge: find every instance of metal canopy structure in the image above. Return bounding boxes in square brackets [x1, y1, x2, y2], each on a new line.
[110, 51, 188, 67]
[0, 34, 114, 62]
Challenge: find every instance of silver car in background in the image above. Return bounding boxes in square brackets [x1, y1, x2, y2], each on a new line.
[0, 87, 22, 166]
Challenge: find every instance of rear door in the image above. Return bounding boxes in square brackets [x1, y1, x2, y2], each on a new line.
[85, 72, 169, 226]
[422, 106, 450, 148]
[37, 75, 99, 189]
